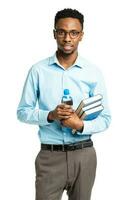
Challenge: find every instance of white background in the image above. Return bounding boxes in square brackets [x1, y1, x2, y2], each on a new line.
[0, 0, 134, 199]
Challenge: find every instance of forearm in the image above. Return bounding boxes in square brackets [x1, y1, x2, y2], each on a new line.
[77, 113, 111, 135]
[17, 108, 51, 126]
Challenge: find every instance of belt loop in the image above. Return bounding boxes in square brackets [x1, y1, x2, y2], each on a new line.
[81, 143, 83, 149]
[51, 144, 53, 152]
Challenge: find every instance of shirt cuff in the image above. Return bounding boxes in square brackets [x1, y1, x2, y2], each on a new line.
[39, 110, 53, 126]
[77, 120, 92, 135]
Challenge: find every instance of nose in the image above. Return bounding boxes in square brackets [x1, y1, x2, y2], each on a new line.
[64, 32, 71, 42]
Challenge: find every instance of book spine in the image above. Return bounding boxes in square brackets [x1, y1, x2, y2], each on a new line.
[75, 102, 84, 115]
[78, 100, 101, 117]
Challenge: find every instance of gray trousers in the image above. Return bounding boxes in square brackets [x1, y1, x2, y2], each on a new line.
[35, 146, 97, 200]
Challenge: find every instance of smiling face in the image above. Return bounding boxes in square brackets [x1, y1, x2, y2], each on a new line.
[54, 17, 84, 55]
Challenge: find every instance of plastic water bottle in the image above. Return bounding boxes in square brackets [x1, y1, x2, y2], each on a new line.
[61, 89, 73, 105]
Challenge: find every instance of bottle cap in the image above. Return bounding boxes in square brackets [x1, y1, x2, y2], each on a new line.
[64, 89, 70, 95]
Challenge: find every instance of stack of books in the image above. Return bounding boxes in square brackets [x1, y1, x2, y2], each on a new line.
[72, 94, 104, 134]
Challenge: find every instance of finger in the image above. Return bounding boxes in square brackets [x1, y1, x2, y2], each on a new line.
[58, 104, 72, 109]
[64, 108, 74, 113]
[63, 104, 72, 109]
[59, 115, 71, 120]
[58, 108, 74, 113]
[58, 104, 66, 109]
[58, 111, 72, 116]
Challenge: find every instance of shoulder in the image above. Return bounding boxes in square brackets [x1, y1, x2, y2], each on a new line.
[80, 56, 103, 74]
[32, 56, 50, 70]
[27, 56, 52, 75]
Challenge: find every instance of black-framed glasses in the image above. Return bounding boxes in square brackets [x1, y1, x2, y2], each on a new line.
[54, 29, 82, 39]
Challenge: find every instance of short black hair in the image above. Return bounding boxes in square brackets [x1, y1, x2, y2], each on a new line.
[54, 8, 84, 30]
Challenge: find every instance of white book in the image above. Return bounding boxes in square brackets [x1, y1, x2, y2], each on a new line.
[80, 105, 104, 120]
[75, 94, 103, 116]
[78, 100, 102, 117]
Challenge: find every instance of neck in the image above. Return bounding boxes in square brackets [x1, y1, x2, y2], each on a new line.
[56, 50, 78, 69]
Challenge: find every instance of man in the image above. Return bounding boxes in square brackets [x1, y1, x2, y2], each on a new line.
[17, 8, 111, 200]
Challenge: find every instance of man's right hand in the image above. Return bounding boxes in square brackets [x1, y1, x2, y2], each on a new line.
[47, 103, 74, 121]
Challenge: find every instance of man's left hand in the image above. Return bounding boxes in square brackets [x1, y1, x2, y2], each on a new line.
[61, 112, 84, 131]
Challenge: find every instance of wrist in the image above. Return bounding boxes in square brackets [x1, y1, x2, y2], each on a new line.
[76, 121, 84, 132]
[47, 111, 54, 122]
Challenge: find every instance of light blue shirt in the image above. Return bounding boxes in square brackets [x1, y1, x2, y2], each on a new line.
[17, 53, 111, 144]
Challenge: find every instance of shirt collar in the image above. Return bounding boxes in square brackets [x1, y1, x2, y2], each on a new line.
[48, 52, 85, 69]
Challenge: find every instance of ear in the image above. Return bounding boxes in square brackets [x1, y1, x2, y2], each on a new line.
[53, 29, 56, 39]
[79, 31, 84, 41]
